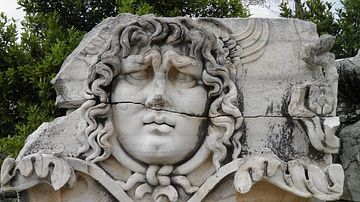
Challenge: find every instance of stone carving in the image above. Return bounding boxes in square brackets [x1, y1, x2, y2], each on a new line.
[288, 34, 340, 154]
[1, 15, 344, 202]
[336, 50, 360, 201]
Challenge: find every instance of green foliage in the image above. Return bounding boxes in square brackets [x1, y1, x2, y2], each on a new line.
[279, 1, 293, 18]
[116, 0, 154, 15]
[0, 13, 27, 147]
[18, 0, 118, 32]
[189, 0, 249, 18]
[279, 0, 360, 59]
[336, 0, 360, 58]
[141, 0, 249, 17]
[19, 0, 249, 32]
[0, 11, 85, 165]
[279, 0, 338, 36]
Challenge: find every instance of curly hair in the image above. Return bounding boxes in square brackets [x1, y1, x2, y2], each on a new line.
[83, 15, 243, 170]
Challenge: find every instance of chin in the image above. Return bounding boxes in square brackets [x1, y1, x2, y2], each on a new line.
[134, 150, 188, 165]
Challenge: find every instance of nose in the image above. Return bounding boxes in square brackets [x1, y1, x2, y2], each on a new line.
[145, 93, 171, 109]
[144, 50, 176, 110]
[145, 75, 172, 109]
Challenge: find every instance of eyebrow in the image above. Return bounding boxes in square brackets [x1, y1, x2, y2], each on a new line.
[120, 55, 148, 73]
[169, 56, 203, 80]
[120, 52, 203, 79]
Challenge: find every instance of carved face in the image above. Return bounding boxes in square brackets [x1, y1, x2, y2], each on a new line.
[111, 47, 208, 165]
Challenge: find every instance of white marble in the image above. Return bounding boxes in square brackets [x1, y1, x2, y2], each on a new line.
[0, 14, 344, 201]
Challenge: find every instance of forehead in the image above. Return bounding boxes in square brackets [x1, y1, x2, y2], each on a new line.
[127, 43, 192, 57]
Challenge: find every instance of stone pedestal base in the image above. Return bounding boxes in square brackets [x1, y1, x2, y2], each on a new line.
[19, 173, 317, 202]
[236, 181, 311, 202]
[205, 176, 314, 202]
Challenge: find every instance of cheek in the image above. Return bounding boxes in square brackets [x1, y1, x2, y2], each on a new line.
[111, 104, 144, 130]
[111, 82, 147, 103]
[173, 86, 208, 115]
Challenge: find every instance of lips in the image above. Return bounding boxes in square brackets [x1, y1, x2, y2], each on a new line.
[143, 113, 175, 134]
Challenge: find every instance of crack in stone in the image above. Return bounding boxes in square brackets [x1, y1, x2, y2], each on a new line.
[343, 159, 359, 170]
[244, 115, 295, 118]
[108, 101, 246, 119]
[94, 100, 335, 121]
[243, 115, 333, 119]
[109, 101, 209, 118]
[106, 102, 329, 119]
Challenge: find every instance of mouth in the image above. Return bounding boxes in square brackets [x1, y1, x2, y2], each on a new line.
[144, 121, 175, 128]
[144, 122, 175, 133]
[143, 114, 176, 134]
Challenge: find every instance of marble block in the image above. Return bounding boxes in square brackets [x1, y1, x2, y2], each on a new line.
[1, 14, 343, 202]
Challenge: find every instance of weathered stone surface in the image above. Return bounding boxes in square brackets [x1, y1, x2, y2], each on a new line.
[338, 121, 360, 201]
[51, 17, 117, 108]
[337, 50, 360, 123]
[336, 50, 360, 201]
[1, 14, 344, 201]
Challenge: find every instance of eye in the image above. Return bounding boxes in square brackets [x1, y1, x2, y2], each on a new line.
[124, 68, 152, 85]
[172, 70, 197, 88]
[175, 72, 194, 83]
[127, 69, 150, 80]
